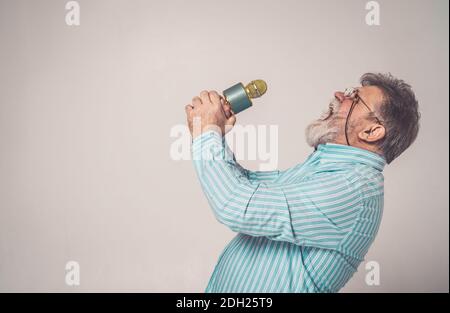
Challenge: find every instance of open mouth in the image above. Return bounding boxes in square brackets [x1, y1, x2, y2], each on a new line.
[319, 106, 334, 121]
[321, 110, 333, 120]
[319, 99, 340, 121]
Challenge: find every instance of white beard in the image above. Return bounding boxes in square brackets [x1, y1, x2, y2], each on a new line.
[305, 98, 341, 148]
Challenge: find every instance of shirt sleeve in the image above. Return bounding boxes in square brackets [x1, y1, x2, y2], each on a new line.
[192, 130, 363, 251]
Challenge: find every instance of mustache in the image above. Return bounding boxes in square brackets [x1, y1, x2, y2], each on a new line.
[319, 98, 341, 121]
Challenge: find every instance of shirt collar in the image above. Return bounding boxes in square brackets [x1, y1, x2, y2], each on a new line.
[315, 143, 386, 171]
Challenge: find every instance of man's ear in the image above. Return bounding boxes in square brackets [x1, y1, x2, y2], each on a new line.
[358, 123, 386, 143]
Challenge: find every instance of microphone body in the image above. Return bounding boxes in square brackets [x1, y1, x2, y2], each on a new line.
[222, 80, 267, 114]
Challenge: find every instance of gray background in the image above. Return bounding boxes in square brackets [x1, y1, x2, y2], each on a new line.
[0, 0, 448, 292]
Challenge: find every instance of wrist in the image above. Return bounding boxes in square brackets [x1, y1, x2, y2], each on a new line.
[192, 125, 224, 139]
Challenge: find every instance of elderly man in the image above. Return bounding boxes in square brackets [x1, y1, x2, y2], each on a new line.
[185, 73, 420, 293]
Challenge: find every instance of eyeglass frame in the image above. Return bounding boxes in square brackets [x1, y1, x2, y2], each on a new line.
[343, 87, 384, 146]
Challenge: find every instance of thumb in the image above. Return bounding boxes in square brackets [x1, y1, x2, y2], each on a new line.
[226, 111, 236, 126]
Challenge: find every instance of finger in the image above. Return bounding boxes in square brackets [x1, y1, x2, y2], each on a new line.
[222, 101, 232, 115]
[221, 96, 231, 108]
[226, 114, 236, 127]
[199, 90, 211, 104]
[192, 96, 202, 107]
[222, 105, 231, 119]
[185, 104, 194, 115]
[209, 90, 222, 106]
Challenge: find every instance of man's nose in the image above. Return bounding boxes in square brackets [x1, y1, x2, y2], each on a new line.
[334, 91, 345, 102]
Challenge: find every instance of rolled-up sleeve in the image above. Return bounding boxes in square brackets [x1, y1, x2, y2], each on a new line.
[192, 130, 363, 251]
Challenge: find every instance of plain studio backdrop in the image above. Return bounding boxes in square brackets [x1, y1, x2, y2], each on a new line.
[0, 0, 448, 292]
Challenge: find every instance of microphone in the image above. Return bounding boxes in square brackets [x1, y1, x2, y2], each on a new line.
[222, 80, 268, 114]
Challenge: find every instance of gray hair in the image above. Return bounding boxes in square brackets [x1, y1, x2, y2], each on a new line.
[360, 73, 421, 164]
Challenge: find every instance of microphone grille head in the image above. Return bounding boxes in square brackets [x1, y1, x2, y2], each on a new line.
[245, 80, 267, 99]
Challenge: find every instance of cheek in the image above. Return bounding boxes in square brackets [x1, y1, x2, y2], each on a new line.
[336, 104, 351, 117]
[330, 117, 345, 131]
[332, 109, 348, 124]
[338, 104, 365, 124]
[336, 99, 356, 115]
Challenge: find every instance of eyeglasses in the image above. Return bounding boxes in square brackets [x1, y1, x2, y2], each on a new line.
[343, 87, 384, 146]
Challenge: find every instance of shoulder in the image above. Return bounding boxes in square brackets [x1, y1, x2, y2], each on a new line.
[296, 164, 384, 200]
[345, 165, 384, 199]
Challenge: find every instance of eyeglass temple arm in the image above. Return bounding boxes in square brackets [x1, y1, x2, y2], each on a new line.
[345, 100, 357, 146]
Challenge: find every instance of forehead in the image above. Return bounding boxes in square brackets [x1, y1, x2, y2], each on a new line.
[357, 85, 384, 108]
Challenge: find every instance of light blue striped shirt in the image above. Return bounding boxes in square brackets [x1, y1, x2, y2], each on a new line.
[192, 130, 385, 293]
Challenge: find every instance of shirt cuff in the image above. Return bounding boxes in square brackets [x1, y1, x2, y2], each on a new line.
[192, 130, 224, 161]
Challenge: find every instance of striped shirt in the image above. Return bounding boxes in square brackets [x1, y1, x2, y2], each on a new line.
[192, 130, 385, 293]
